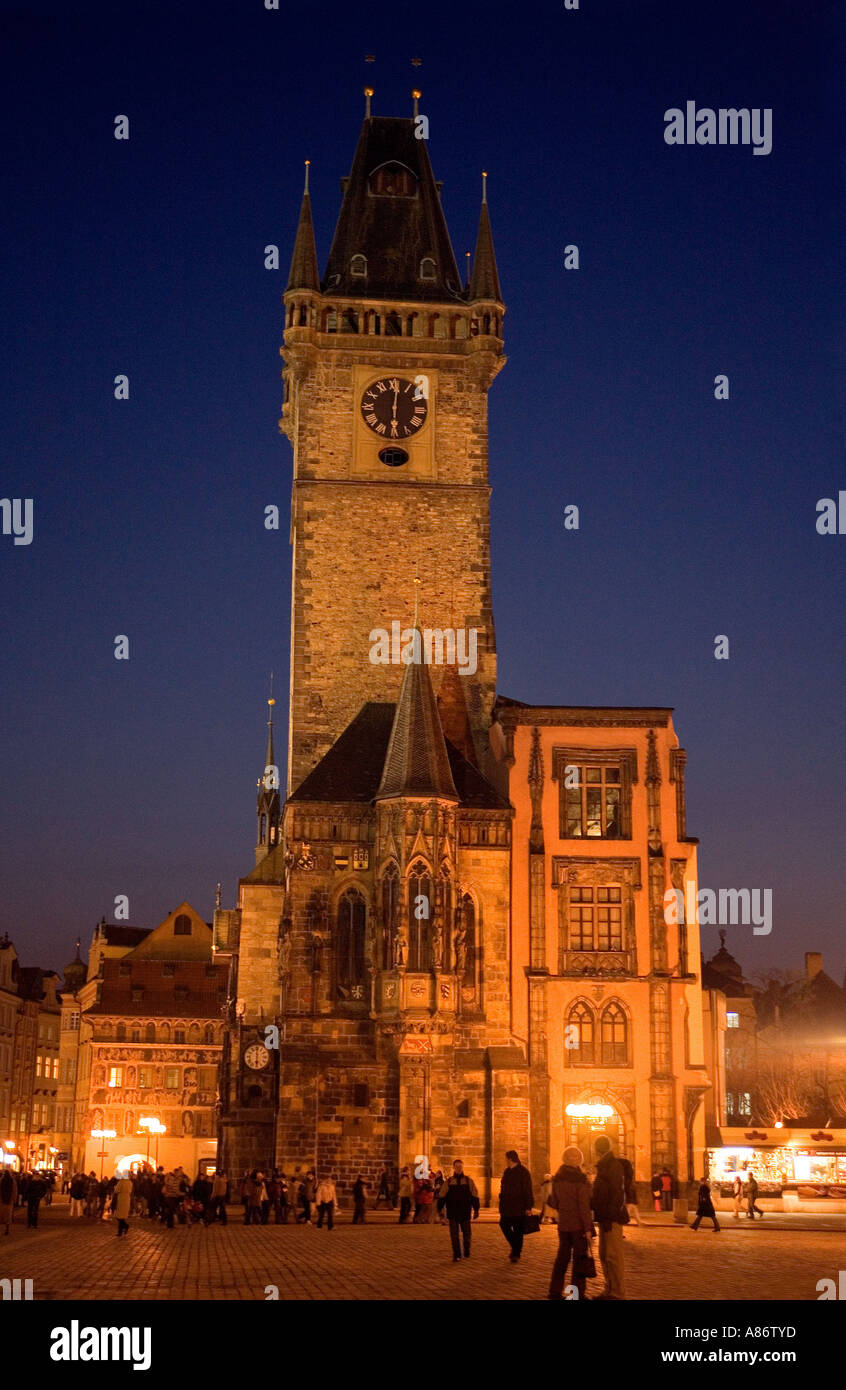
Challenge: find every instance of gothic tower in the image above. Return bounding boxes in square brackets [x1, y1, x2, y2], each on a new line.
[280, 110, 505, 794]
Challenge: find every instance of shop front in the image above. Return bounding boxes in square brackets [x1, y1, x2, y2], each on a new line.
[708, 1126, 846, 1209]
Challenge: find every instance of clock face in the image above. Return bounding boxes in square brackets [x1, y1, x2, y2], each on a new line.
[360, 376, 428, 440]
[244, 1043, 270, 1071]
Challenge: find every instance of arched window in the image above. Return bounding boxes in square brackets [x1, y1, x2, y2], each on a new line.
[407, 862, 432, 971]
[385, 311, 402, 336]
[336, 889, 366, 1001]
[204, 1024, 215, 1044]
[145, 1022, 155, 1043]
[566, 1001, 595, 1064]
[259, 814, 267, 845]
[420, 256, 436, 281]
[382, 865, 399, 968]
[116, 1023, 126, 1041]
[350, 254, 367, 277]
[600, 1003, 628, 1066]
[174, 914, 191, 936]
[174, 1028, 185, 1045]
[368, 162, 416, 197]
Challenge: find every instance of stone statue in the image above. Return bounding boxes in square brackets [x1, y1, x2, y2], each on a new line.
[393, 928, 409, 968]
[432, 918, 444, 971]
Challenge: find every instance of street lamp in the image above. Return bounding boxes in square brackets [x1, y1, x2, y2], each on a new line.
[90, 1129, 117, 1180]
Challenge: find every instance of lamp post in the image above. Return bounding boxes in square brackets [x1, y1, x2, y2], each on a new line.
[90, 1129, 117, 1180]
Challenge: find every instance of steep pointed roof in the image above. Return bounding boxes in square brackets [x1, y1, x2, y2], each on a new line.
[468, 180, 502, 302]
[286, 171, 319, 292]
[322, 116, 463, 301]
[376, 655, 458, 801]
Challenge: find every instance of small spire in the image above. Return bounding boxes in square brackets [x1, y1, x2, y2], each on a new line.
[413, 567, 421, 629]
[469, 174, 502, 303]
[412, 89, 421, 118]
[481, 170, 487, 205]
[303, 159, 310, 193]
[364, 86, 373, 118]
[265, 673, 276, 769]
[286, 167, 319, 292]
[465, 251, 471, 289]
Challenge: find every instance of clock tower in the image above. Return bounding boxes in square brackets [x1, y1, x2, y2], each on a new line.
[280, 108, 505, 793]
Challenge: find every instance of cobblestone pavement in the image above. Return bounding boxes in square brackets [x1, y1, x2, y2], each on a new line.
[1, 1201, 842, 1300]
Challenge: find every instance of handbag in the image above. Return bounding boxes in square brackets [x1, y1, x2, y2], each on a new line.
[523, 1212, 541, 1235]
[573, 1239, 597, 1280]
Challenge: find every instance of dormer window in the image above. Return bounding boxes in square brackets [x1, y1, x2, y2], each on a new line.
[368, 162, 417, 197]
[420, 257, 436, 281]
[350, 254, 367, 278]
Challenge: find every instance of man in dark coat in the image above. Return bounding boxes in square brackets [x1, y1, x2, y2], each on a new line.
[26, 1173, 47, 1228]
[691, 1176, 720, 1231]
[437, 1159, 480, 1261]
[591, 1137, 627, 1299]
[498, 1150, 534, 1262]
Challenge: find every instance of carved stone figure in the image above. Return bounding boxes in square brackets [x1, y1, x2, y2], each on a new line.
[432, 919, 444, 971]
[393, 928, 409, 968]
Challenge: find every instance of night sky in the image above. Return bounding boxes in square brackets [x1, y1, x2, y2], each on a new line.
[2, 0, 843, 984]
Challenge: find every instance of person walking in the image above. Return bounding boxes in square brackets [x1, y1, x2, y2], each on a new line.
[113, 1172, 133, 1237]
[210, 1169, 229, 1225]
[691, 1176, 720, 1232]
[162, 1168, 182, 1228]
[413, 1170, 434, 1223]
[0, 1170, 17, 1235]
[620, 1156, 642, 1226]
[298, 1169, 316, 1224]
[69, 1171, 86, 1218]
[84, 1172, 99, 1219]
[732, 1173, 744, 1220]
[650, 1171, 662, 1213]
[591, 1137, 627, 1300]
[746, 1170, 764, 1219]
[315, 1175, 337, 1229]
[547, 1146, 595, 1301]
[432, 1168, 446, 1223]
[352, 1173, 368, 1223]
[539, 1172, 556, 1224]
[398, 1167, 413, 1224]
[498, 1150, 534, 1262]
[374, 1167, 391, 1208]
[437, 1159, 480, 1262]
[26, 1172, 47, 1229]
[659, 1167, 674, 1212]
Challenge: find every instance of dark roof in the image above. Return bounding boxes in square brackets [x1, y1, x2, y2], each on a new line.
[322, 116, 463, 302]
[88, 958, 228, 1018]
[98, 925, 151, 948]
[468, 195, 501, 302]
[289, 702, 509, 810]
[377, 655, 457, 801]
[286, 187, 319, 292]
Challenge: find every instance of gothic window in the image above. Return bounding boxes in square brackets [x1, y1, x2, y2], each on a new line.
[342, 309, 359, 334]
[407, 862, 432, 971]
[600, 1002, 628, 1066]
[336, 889, 366, 1001]
[382, 865, 399, 968]
[563, 764, 624, 838]
[174, 1029, 185, 1044]
[145, 1023, 155, 1043]
[566, 1001, 595, 1064]
[350, 254, 367, 277]
[385, 311, 402, 336]
[368, 162, 417, 197]
[174, 914, 192, 936]
[116, 1023, 126, 1041]
[568, 886, 623, 951]
[420, 256, 436, 281]
[204, 1024, 215, 1044]
[259, 814, 267, 845]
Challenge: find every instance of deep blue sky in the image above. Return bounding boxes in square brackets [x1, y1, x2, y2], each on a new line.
[1, 0, 843, 984]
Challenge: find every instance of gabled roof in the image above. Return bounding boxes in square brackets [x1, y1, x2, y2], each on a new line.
[321, 116, 463, 302]
[287, 701, 509, 811]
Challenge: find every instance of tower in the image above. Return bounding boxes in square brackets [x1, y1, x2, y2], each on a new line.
[255, 686, 280, 864]
[280, 105, 505, 794]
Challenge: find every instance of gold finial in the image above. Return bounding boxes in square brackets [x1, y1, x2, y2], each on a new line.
[412, 89, 421, 118]
[465, 250, 471, 287]
[411, 56, 422, 67]
[364, 86, 373, 118]
[304, 160, 310, 193]
[482, 170, 487, 205]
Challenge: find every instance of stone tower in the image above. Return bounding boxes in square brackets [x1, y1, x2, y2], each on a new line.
[280, 113, 505, 794]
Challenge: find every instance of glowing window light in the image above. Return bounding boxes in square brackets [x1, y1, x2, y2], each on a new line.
[565, 1103, 615, 1119]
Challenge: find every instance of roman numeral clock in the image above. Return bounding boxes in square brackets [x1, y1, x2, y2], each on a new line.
[352, 368, 435, 476]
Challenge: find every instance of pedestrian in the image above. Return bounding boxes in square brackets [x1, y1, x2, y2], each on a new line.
[413, 1169, 434, 1223]
[256, 1171, 271, 1225]
[432, 1168, 446, 1222]
[539, 1172, 556, 1224]
[547, 1146, 595, 1301]
[591, 1137, 628, 1300]
[26, 1172, 47, 1228]
[659, 1167, 674, 1212]
[620, 1155, 642, 1226]
[16, 1172, 28, 1208]
[437, 1159, 480, 1262]
[746, 1170, 764, 1219]
[298, 1169, 316, 1224]
[84, 1172, 99, 1218]
[498, 1149, 534, 1262]
[162, 1168, 181, 1228]
[69, 1171, 86, 1218]
[113, 1172, 133, 1237]
[352, 1173, 368, 1223]
[691, 1175, 720, 1232]
[0, 1170, 17, 1235]
[398, 1167, 413, 1223]
[732, 1173, 744, 1220]
[374, 1166, 391, 1208]
[315, 1175, 337, 1229]
[209, 1169, 229, 1224]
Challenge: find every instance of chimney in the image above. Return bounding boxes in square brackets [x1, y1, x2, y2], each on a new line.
[805, 951, 823, 981]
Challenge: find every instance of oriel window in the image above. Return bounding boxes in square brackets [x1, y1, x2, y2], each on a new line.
[564, 765, 622, 838]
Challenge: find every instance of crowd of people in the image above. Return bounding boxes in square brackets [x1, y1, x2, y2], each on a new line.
[2, 1147, 761, 1300]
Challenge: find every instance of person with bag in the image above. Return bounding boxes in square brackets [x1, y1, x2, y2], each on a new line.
[498, 1150, 535, 1263]
[732, 1173, 744, 1219]
[746, 1170, 764, 1219]
[437, 1159, 480, 1261]
[591, 1136, 628, 1299]
[547, 1146, 595, 1301]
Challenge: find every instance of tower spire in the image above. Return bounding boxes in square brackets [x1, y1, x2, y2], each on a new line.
[255, 677, 281, 863]
[468, 170, 502, 302]
[286, 163, 319, 292]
